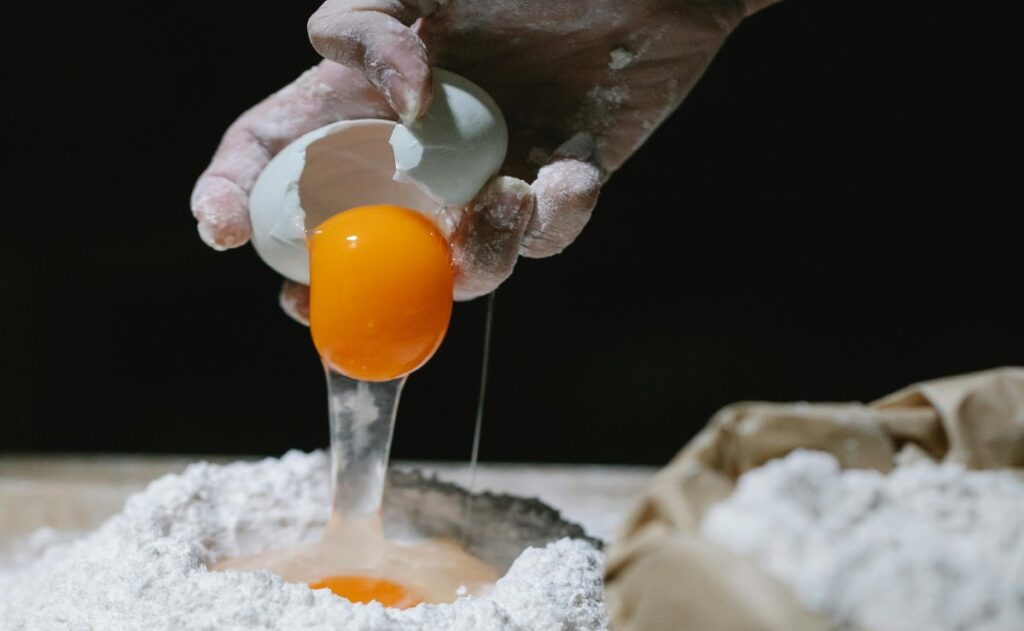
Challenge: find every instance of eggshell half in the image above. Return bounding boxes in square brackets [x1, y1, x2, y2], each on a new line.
[248, 70, 508, 285]
[390, 69, 508, 206]
[249, 120, 439, 285]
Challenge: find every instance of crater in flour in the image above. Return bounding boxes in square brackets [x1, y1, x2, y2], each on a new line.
[0, 451, 608, 630]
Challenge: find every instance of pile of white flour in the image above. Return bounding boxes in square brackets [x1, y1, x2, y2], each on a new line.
[0, 451, 607, 630]
[702, 450, 1024, 631]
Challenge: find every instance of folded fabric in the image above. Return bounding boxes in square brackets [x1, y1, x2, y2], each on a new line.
[605, 367, 1024, 631]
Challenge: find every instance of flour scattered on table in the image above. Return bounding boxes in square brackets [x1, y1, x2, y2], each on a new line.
[701, 450, 1024, 631]
[0, 451, 607, 630]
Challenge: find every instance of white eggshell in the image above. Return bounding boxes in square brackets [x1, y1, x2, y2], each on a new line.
[248, 70, 508, 284]
[390, 69, 508, 206]
[248, 120, 439, 285]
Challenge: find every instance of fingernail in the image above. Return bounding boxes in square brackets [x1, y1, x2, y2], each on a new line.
[476, 178, 534, 232]
[191, 182, 251, 250]
[384, 71, 422, 126]
[279, 282, 310, 326]
[196, 221, 229, 252]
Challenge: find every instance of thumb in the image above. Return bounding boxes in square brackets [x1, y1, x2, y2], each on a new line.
[451, 177, 535, 301]
[307, 0, 437, 125]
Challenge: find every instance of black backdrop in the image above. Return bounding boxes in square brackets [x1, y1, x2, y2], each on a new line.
[2, 2, 1020, 464]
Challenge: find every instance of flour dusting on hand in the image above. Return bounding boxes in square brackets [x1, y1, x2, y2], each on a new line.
[607, 48, 635, 70]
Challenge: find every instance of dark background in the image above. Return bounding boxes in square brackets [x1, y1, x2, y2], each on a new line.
[2, 2, 1019, 465]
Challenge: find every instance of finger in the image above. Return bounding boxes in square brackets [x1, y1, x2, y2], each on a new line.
[451, 177, 535, 301]
[279, 280, 311, 326]
[308, 0, 437, 125]
[743, 0, 784, 16]
[191, 62, 390, 251]
[520, 133, 603, 259]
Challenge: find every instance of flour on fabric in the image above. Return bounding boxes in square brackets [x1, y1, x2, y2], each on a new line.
[702, 450, 1024, 631]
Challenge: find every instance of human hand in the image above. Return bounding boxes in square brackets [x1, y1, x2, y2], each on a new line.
[192, 0, 778, 323]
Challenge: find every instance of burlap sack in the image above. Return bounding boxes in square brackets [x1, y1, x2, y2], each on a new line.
[605, 367, 1024, 631]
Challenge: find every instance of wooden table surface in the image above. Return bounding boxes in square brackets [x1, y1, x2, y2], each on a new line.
[0, 454, 656, 552]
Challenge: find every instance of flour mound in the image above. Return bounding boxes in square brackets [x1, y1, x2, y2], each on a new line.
[701, 450, 1024, 631]
[0, 451, 607, 630]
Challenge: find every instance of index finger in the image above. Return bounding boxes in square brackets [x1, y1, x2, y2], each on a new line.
[191, 61, 391, 250]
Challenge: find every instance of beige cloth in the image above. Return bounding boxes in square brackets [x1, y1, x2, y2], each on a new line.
[605, 367, 1024, 631]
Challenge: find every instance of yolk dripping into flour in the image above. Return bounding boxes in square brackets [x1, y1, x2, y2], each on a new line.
[300, 204, 464, 606]
[308, 205, 455, 382]
[213, 210, 499, 605]
[308, 575, 423, 609]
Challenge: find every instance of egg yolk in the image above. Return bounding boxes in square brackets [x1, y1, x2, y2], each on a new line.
[309, 205, 454, 381]
[309, 575, 423, 609]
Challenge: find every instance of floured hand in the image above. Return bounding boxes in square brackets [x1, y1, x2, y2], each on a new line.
[192, 0, 779, 322]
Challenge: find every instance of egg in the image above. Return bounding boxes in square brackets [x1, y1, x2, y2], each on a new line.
[248, 120, 437, 285]
[236, 72, 505, 605]
[247, 69, 507, 286]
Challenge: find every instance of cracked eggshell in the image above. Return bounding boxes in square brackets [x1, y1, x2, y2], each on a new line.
[390, 69, 508, 206]
[248, 120, 439, 285]
[248, 70, 507, 285]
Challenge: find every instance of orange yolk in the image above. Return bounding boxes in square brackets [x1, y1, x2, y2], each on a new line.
[309, 575, 423, 609]
[309, 205, 454, 381]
